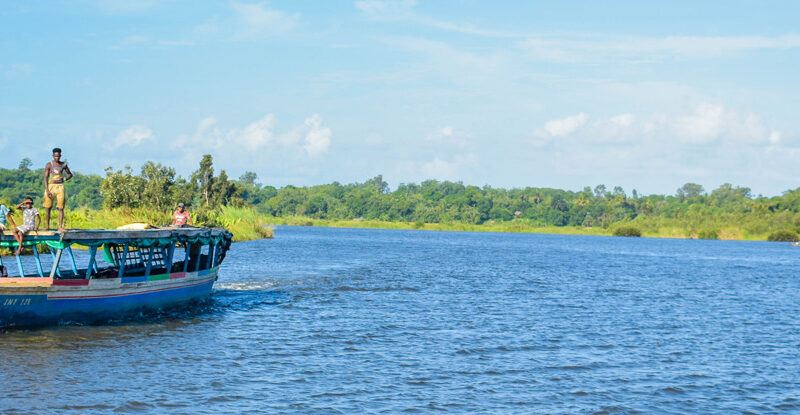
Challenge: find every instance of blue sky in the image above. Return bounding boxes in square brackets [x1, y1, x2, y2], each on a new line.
[1, 0, 799, 196]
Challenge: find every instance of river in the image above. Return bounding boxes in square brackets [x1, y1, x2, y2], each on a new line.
[1, 226, 799, 413]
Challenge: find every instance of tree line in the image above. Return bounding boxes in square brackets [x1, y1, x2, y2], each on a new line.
[2, 155, 800, 236]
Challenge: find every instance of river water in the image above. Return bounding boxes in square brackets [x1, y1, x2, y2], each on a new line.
[1, 226, 799, 413]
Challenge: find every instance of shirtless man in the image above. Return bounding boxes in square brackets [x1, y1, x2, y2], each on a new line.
[43, 147, 73, 232]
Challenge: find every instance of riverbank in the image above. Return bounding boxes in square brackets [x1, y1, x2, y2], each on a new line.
[268, 215, 783, 241]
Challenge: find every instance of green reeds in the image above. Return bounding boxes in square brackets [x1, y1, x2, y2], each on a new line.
[63, 206, 273, 242]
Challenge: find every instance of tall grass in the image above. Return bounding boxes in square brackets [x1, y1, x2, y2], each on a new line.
[205, 206, 274, 241]
[65, 206, 273, 241]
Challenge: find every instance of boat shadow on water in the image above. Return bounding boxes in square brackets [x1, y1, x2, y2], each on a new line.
[0, 285, 288, 333]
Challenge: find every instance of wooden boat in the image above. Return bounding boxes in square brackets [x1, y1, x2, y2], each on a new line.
[0, 227, 232, 327]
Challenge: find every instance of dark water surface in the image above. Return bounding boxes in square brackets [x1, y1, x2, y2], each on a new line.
[2, 226, 800, 413]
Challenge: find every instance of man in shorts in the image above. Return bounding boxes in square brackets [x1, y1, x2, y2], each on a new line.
[43, 147, 72, 232]
[0, 202, 17, 240]
[13, 198, 39, 255]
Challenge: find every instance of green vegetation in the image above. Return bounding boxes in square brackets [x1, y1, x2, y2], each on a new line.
[251, 179, 800, 241]
[612, 226, 642, 237]
[1, 155, 271, 241]
[767, 230, 798, 242]
[697, 229, 719, 240]
[4, 157, 800, 242]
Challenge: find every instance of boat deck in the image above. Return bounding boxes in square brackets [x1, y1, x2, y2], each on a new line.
[1, 227, 231, 243]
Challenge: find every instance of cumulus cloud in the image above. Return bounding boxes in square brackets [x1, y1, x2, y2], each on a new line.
[301, 114, 332, 157]
[174, 113, 330, 157]
[533, 113, 588, 143]
[108, 124, 155, 149]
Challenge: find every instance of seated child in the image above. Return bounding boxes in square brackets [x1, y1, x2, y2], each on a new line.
[13, 198, 39, 256]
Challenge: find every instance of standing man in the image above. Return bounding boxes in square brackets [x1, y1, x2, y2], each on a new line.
[43, 147, 72, 232]
[172, 203, 194, 227]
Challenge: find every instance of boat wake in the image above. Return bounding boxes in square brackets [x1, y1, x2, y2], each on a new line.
[214, 281, 279, 291]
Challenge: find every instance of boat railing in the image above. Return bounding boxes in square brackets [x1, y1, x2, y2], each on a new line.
[0, 228, 231, 280]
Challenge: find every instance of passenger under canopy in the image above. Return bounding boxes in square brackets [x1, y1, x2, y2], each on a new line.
[0, 228, 232, 280]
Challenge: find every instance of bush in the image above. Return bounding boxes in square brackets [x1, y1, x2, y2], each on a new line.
[612, 225, 642, 237]
[698, 229, 719, 240]
[767, 229, 799, 242]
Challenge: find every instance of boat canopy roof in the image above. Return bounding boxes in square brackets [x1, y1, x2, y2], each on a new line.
[0, 227, 232, 250]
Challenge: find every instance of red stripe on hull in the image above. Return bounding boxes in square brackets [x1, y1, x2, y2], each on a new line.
[48, 279, 214, 300]
[52, 279, 91, 286]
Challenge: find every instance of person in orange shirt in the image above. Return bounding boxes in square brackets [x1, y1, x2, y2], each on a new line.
[171, 203, 194, 227]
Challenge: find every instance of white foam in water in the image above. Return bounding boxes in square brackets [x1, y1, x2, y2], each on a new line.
[215, 281, 279, 291]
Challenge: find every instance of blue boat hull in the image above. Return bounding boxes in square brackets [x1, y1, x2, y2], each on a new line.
[0, 271, 218, 327]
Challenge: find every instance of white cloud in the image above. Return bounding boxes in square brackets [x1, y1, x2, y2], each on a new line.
[84, 0, 161, 14]
[232, 114, 279, 149]
[426, 125, 471, 146]
[173, 113, 330, 157]
[365, 134, 386, 146]
[231, 1, 298, 39]
[519, 34, 800, 63]
[419, 154, 476, 181]
[610, 113, 635, 127]
[355, 0, 516, 37]
[301, 114, 332, 157]
[769, 130, 782, 144]
[673, 103, 725, 144]
[535, 113, 588, 138]
[354, 0, 416, 19]
[532, 104, 782, 148]
[108, 124, 154, 149]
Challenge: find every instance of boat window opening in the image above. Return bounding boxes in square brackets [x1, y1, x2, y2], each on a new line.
[207, 243, 215, 269]
[108, 244, 171, 277]
[50, 248, 81, 279]
[184, 243, 205, 273]
[91, 247, 116, 277]
[199, 244, 211, 271]
[171, 244, 188, 272]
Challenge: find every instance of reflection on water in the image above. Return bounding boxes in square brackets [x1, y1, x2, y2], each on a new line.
[2, 226, 800, 413]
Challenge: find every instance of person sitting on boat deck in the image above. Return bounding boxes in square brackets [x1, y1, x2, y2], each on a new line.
[0, 202, 17, 240]
[43, 147, 72, 232]
[172, 203, 193, 227]
[13, 198, 39, 256]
